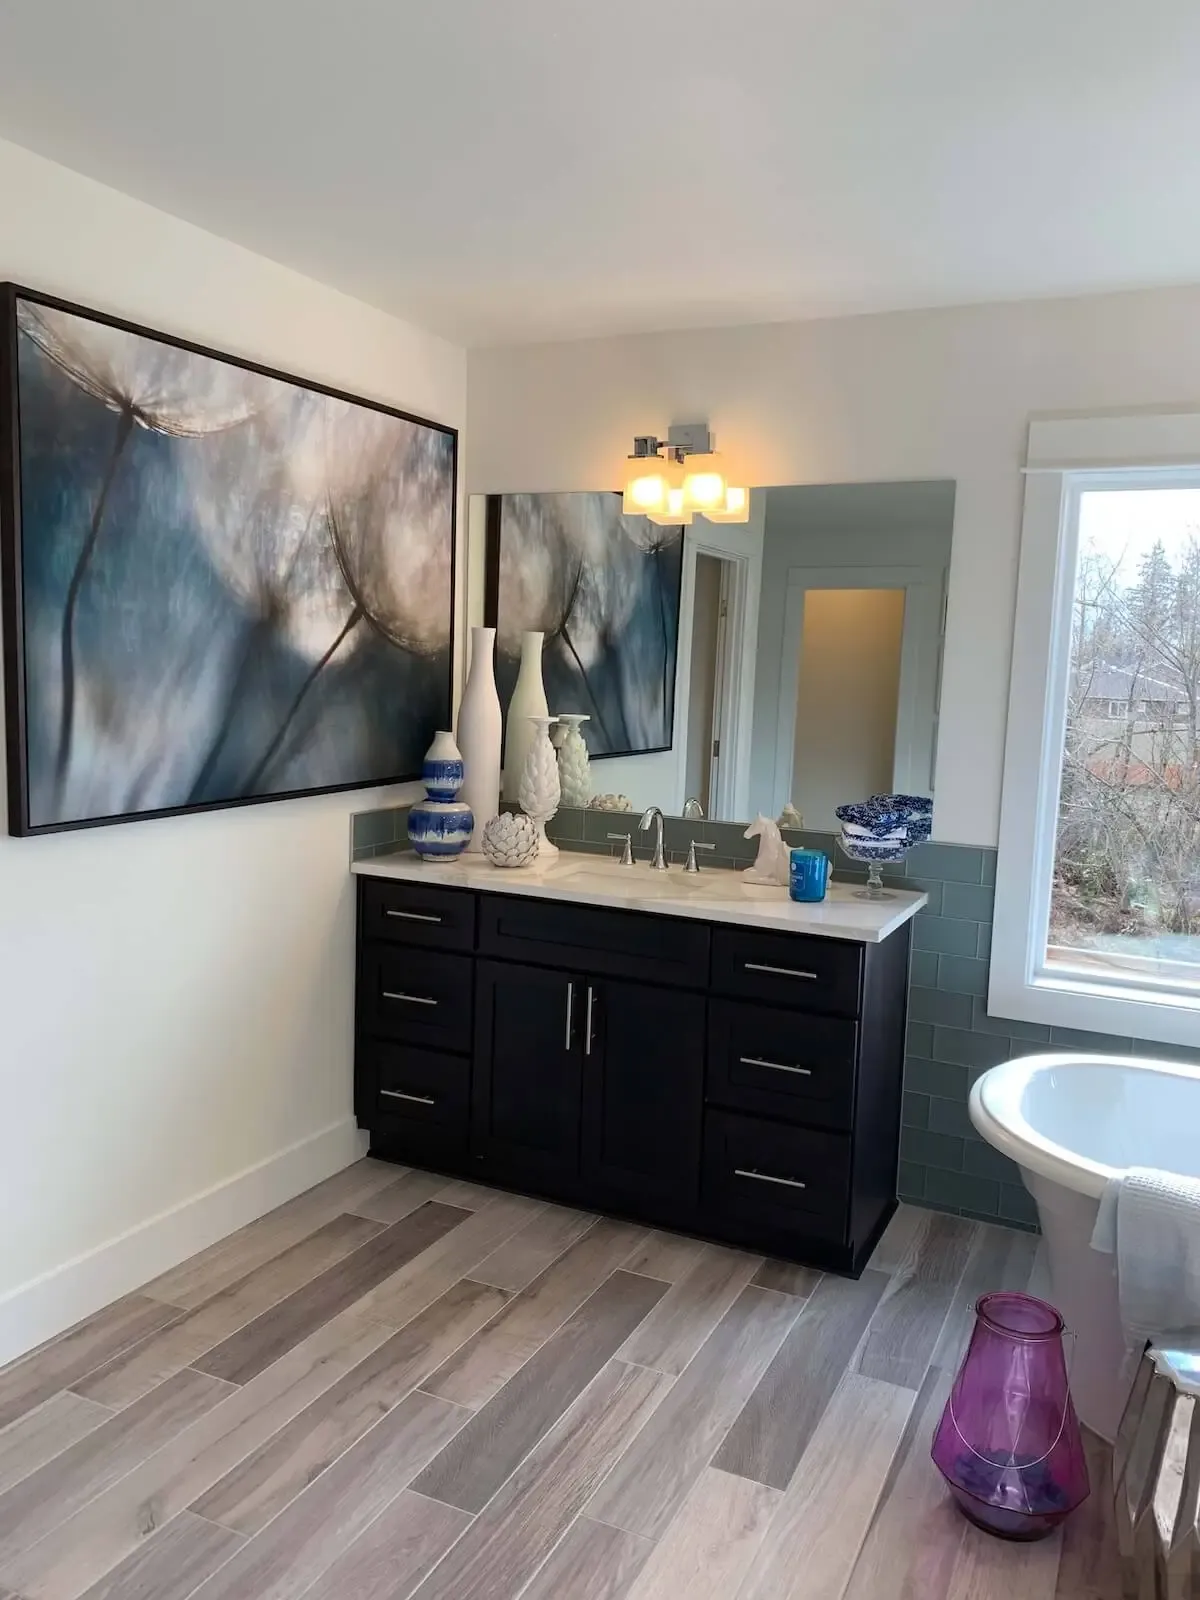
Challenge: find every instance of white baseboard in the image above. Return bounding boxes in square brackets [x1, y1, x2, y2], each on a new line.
[0, 1117, 368, 1369]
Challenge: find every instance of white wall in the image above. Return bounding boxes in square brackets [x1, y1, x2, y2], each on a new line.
[466, 286, 1200, 845]
[0, 138, 466, 1352]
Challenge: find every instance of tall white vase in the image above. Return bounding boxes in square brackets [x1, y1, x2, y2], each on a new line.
[503, 630, 548, 801]
[456, 626, 502, 853]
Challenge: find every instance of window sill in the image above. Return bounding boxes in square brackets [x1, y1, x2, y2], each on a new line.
[988, 965, 1200, 1051]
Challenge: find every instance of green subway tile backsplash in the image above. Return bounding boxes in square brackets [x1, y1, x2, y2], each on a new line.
[941, 882, 996, 923]
[350, 804, 411, 858]
[912, 915, 980, 957]
[904, 1057, 969, 1100]
[351, 809, 1200, 1236]
[902, 1091, 930, 1129]
[902, 1128, 965, 1172]
[926, 1096, 976, 1140]
[937, 954, 989, 997]
[908, 987, 974, 1029]
[923, 1169, 999, 1216]
[910, 949, 939, 988]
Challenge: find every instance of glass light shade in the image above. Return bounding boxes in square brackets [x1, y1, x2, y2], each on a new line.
[648, 483, 692, 526]
[681, 452, 729, 512]
[622, 467, 670, 517]
[703, 484, 751, 523]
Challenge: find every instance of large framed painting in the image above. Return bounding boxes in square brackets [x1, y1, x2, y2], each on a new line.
[0, 285, 457, 835]
[484, 492, 684, 758]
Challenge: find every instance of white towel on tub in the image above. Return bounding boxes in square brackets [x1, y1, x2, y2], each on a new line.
[1090, 1167, 1200, 1350]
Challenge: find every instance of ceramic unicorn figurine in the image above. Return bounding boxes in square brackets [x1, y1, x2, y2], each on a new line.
[743, 814, 791, 886]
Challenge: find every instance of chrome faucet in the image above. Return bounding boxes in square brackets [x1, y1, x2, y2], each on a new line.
[638, 805, 669, 870]
[682, 797, 705, 819]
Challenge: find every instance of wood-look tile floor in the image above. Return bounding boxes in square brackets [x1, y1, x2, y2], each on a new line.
[0, 1161, 1121, 1600]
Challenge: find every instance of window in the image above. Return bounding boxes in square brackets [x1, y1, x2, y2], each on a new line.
[992, 417, 1200, 1048]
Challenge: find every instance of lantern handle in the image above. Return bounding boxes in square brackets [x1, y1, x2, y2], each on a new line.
[946, 1329, 1078, 1476]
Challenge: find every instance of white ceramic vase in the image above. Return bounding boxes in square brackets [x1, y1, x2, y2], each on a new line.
[518, 715, 561, 858]
[555, 713, 591, 808]
[456, 626, 502, 853]
[503, 631, 548, 801]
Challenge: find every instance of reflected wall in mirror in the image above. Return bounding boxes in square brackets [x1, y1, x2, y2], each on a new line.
[483, 493, 685, 759]
[467, 480, 954, 829]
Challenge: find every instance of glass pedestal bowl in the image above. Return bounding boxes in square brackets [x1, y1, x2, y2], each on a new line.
[837, 832, 911, 900]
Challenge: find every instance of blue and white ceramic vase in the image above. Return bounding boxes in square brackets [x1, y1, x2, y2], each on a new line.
[422, 729, 465, 800]
[408, 731, 473, 859]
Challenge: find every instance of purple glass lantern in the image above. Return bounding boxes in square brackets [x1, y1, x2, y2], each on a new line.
[931, 1291, 1090, 1540]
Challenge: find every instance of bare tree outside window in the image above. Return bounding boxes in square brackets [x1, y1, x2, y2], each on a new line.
[1051, 489, 1200, 991]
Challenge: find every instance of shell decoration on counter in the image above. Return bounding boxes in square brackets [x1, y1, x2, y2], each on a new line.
[481, 811, 539, 868]
[587, 793, 633, 812]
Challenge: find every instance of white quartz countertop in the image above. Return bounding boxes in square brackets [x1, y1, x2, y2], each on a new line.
[352, 849, 926, 943]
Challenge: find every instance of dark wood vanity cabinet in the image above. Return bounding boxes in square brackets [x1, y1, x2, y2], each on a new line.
[355, 872, 911, 1275]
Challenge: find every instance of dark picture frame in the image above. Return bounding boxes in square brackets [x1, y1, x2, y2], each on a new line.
[484, 491, 685, 761]
[0, 283, 458, 835]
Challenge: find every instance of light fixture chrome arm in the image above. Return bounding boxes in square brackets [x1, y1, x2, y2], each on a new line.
[638, 806, 669, 871]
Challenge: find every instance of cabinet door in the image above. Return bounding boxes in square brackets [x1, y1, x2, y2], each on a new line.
[472, 959, 583, 1185]
[580, 978, 705, 1210]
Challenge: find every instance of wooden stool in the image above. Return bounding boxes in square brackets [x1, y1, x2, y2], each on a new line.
[1113, 1344, 1200, 1599]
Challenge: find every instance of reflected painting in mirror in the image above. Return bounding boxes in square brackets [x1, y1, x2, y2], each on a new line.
[484, 492, 684, 758]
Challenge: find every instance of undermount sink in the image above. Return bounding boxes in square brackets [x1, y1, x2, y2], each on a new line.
[555, 855, 783, 898]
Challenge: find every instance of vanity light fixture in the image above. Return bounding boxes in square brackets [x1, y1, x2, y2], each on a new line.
[621, 425, 750, 525]
[703, 484, 751, 524]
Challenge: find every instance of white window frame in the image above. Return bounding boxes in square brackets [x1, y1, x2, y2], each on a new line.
[991, 413, 1200, 1049]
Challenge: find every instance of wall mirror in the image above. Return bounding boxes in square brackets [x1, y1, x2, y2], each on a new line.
[467, 480, 955, 831]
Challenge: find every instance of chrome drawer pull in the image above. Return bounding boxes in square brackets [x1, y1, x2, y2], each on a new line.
[734, 1167, 807, 1191]
[381, 1089, 436, 1106]
[739, 1055, 813, 1077]
[585, 986, 595, 1057]
[744, 962, 819, 981]
[565, 981, 575, 1049]
[385, 909, 443, 924]
[382, 991, 438, 1007]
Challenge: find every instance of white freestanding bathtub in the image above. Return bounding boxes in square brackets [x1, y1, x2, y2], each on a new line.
[970, 1052, 1200, 1441]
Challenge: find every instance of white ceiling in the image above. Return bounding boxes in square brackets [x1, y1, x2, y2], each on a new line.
[1, 1, 1199, 347]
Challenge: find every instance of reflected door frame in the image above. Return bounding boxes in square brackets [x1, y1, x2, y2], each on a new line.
[772, 565, 945, 820]
[673, 523, 762, 821]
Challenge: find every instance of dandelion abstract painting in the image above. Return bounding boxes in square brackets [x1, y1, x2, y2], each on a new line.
[485, 492, 684, 759]
[0, 287, 456, 834]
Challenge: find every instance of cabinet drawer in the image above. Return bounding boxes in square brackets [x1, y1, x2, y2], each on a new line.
[702, 1110, 850, 1243]
[367, 1042, 469, 1132]
[360, 946, 473, 1052]
[360, 878, 476, 952]
[711, 928, 862, 1018]
[708, 1001, 858, 1131]
[479, 894, 710, 989]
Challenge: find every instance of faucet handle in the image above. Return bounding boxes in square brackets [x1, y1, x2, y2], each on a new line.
[607, 832, 635, 867]
[684, 840, 716, 874]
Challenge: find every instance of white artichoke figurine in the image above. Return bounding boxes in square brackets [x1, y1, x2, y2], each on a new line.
[518, 715, 561, 858]
[554, 713, 591, 808]
[481, 812, 538, 868]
